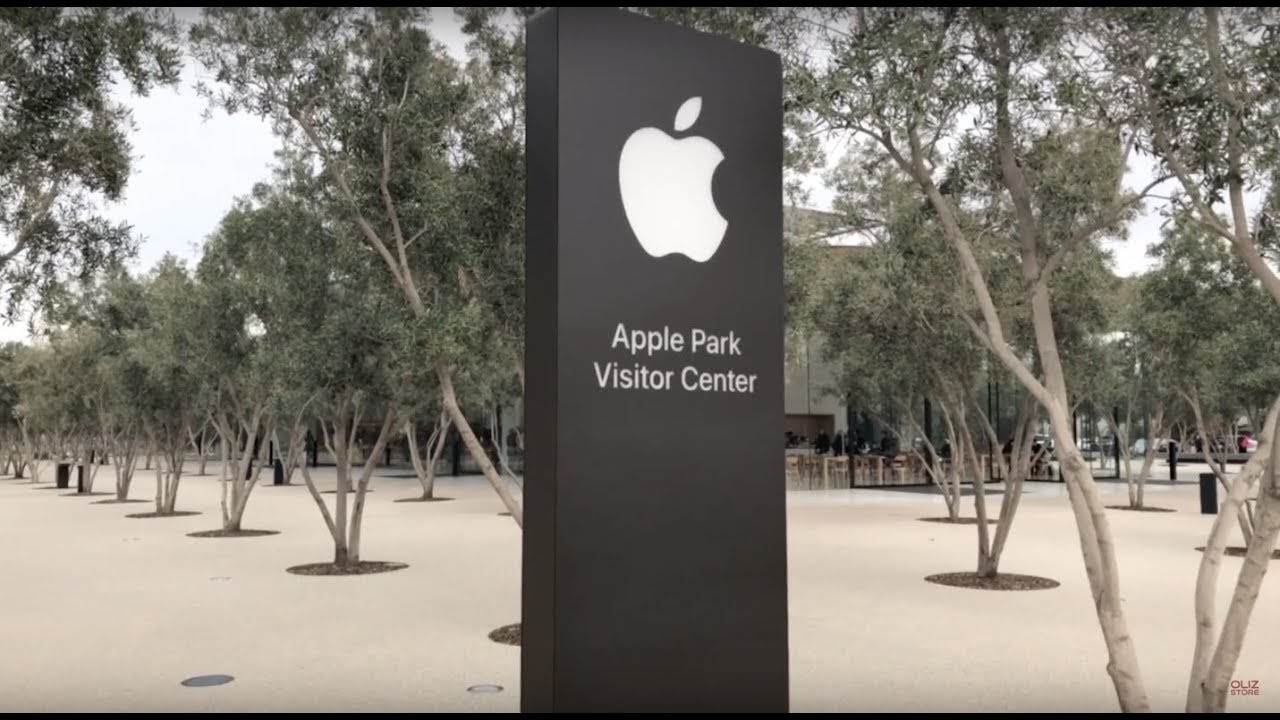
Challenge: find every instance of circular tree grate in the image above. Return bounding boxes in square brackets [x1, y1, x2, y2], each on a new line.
[488, 623, 521, 646]
[925, 571, 1060, 591]
[1195, 546, 1280, 560]
[181, 674, 234, 687]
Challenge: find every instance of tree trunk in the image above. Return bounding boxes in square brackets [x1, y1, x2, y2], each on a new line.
[160, 445, 184, 514]
[1028, 255, 1149, 710]
[1186, 394, 1280, 711]
[216, 417, 234, 528]
[115, 442, 137, 501]
[85, 441, 102, 493]
[229, 430, 267, 531]
[218, 444, 231, 528]
[299, 445, 342, 565]
[164, 468, 176, 514]
[964, 402, 1028, 581]
[932, 397, 963, 521]
[346, 410, 397, 566]
[284, 423, 307, 485]
[198, 442, 210, 476]
[1135, 450, 1157, 508]
[21, 421, 40, 484]
[189, 423, 211, 476]
[1202, 491, 1280, 712]
[268, 426, 291, 483]
[224, 412, 266, 532]
[436, 364, 523, 526]
[153, 455, 164, 514]
[975, 35, 1152, 708]
[226, 507, 243, 532]
[986, 397, 1035, 577]
[944, 462, 960, 520]
[409, 415, 455, 499]
[333, 413, 351, 566]
[406, 420, 436, 499]
[1028, 254, 1150, 711]
[426, 417, 450, 495]
[969, 433, 994, 578]
[490, 406, 523, 481]
[1057, 441, 1150, 711]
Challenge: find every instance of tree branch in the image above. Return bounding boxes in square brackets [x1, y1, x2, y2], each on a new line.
[1037, 172, 1173, 287]
[1203, 7, 1280, 306]
[0, 182, 62, 269]
[991, 26, 1039, 272]
[293, 110, 426, 316]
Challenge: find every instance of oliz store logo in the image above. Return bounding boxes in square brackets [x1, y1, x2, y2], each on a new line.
[1230, 679, 1260, 697]
[618, 96, 728, 263]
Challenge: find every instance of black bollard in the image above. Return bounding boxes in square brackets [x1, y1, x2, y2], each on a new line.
[1199, 473, 1218, 514]
[76, 465, 85, 493]
[273, 458, 284, 486]
[1112, 406, 1121, 472]
[55, 463, 70, 489]
[1168, 441, 1178, 481]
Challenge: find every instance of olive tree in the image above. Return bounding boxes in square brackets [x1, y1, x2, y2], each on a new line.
[189, 8, 528, 525]
[131, 256, 203, 516]
[797, 8, 1170, 710]
[0, 8, 181, 315]
[818, 148, 1046, 576]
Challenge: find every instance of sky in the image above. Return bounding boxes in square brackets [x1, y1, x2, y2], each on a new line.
[0, 8, 1221, 341]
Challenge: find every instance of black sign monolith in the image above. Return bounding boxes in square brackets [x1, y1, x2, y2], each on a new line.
[524, 6, 788, 713]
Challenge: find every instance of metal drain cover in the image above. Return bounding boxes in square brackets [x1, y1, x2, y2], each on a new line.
[181, 674, 234, 687]
[467, 684, 503, 694]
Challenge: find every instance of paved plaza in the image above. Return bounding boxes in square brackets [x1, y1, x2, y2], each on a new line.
[2, 464, 1278, 712]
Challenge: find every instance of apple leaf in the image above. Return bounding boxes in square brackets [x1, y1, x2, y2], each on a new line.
[673, 96, 702, 132]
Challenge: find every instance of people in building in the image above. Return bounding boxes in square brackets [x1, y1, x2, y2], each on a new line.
[879, 434, 897, 454]
[815, 430, 831, 455]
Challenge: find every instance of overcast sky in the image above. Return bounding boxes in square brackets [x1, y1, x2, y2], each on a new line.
[0, 8, 1203, 341]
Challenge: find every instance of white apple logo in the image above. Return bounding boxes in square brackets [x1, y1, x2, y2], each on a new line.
[618, 96, 727, 263]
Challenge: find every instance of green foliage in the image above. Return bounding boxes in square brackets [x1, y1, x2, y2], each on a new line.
[189, 8, 514, 409]
[0, 342, 23, 432]
[0, 8, 182, 316]
[130, 256, 204, 450]
[1135, 216, 1280, 426]
[201, 167, 416, 429]
[190, 8, 829, 421]
[814, 154, 983, 426]
[1092, 8, 1280, 202]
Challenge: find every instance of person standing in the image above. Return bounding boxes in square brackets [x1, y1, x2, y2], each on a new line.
[815, 430, 831, 455]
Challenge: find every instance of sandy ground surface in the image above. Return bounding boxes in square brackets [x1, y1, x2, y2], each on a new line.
[2, 461, 1278, 713]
